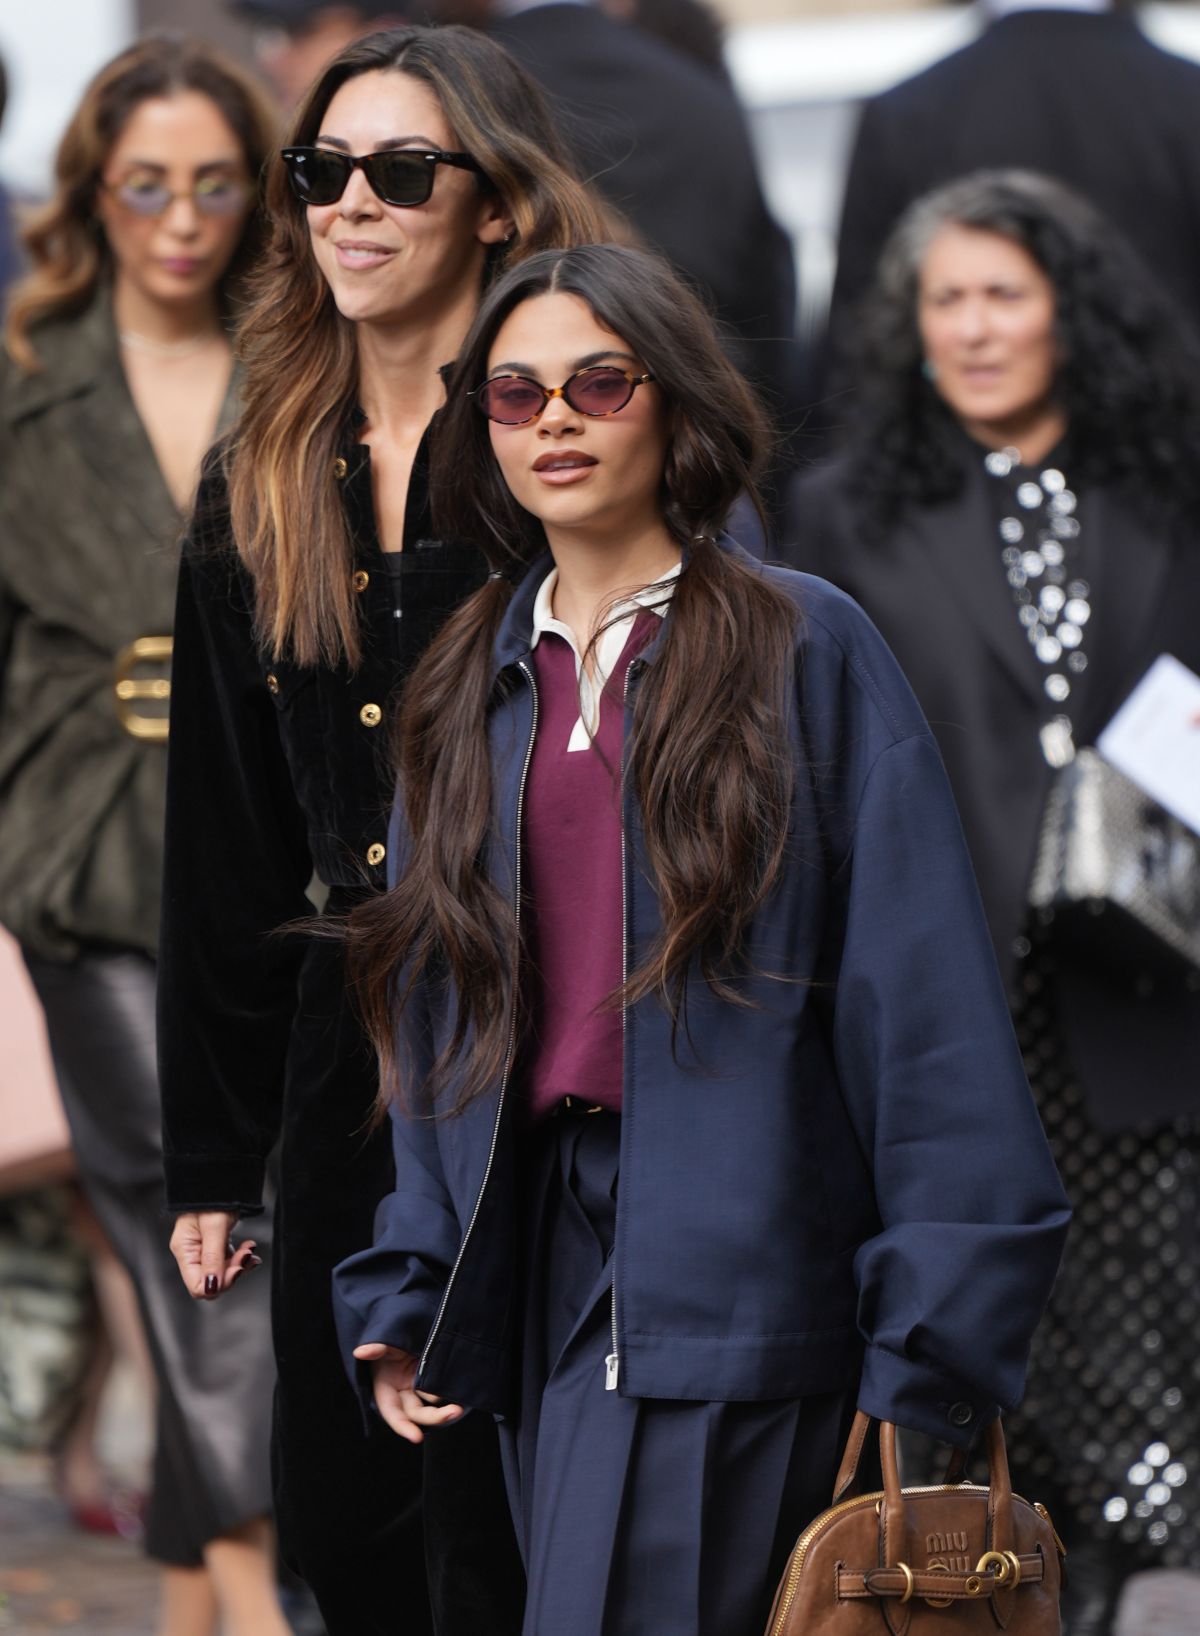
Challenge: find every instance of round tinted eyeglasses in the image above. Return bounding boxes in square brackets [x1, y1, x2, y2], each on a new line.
[102, 175, 252, 218]
[280, 146, 484, 209]
[472, 365, 655, 426]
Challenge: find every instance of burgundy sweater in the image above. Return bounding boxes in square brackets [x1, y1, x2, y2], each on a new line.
[522, 614, 659, 1118]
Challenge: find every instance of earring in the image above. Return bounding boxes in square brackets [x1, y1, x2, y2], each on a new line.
[503, 228, 516, 244]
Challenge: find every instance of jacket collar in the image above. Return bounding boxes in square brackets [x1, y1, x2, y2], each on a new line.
[488, 532, 755, 681]
[3, 288, 125, 426]
[3, 288, 240, 544]
[4, 284, 240, 430]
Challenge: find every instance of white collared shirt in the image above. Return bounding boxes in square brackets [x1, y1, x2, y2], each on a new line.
[530, 562, 680, 752]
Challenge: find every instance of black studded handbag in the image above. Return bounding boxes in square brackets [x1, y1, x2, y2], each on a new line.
[1027, 745, 1200, 983]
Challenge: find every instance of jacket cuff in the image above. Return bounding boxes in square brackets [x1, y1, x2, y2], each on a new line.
[163, 1152, 267, 1216]
[334, 1290, 436, 1431]
[857, 1343, 998, 1449]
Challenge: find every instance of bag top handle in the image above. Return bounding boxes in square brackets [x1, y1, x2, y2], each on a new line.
[831, 1412, 1016, 1565]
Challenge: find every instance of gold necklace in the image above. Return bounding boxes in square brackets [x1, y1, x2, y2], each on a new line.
[118, 327, 222, 359]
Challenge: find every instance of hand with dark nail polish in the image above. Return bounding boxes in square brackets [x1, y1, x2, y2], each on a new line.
[169, 1210, 242, 1301]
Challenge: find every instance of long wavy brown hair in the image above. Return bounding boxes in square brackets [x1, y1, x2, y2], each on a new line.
[347, 244, 802, 1113]
[4, 36, 276, 373]
[224, 25, 613, 670]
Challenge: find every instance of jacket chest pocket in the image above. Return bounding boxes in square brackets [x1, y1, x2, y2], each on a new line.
[262, 662, 330, 806]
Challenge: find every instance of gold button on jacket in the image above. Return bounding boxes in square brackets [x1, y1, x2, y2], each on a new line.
[366, 842, 386, 867]
[266, 673, 280, 695]
[359, 703, 382, 728]
[352, 569, 369, 593]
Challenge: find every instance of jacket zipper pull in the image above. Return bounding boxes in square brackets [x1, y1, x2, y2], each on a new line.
[605, 1352, 619, 1391]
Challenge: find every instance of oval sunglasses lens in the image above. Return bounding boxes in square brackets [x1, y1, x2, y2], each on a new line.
[569, 370, 634, 414]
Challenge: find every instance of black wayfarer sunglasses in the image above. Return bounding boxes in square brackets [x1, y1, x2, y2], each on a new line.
[280, 146, 485, 209]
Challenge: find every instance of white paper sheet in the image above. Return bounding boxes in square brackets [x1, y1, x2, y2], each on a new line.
[1097, 654, 1200, 836]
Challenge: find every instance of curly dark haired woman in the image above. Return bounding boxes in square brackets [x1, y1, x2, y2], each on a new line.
[785, 169, 1200, 1635]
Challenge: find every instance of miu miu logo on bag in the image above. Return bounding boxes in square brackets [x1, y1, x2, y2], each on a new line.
[925, 1530, 971, 1573]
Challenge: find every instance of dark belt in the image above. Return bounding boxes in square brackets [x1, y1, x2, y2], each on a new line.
[550, 1097, 615, 1117]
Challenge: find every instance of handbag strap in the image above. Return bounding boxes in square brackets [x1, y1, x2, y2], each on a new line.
[837, 1551, 1047, 1602]
[831, 1412, 1017, 1563]
[832, 1410, 970, 1504]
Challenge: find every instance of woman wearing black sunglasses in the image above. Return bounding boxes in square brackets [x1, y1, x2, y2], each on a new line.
[157, 24, 608, 1636]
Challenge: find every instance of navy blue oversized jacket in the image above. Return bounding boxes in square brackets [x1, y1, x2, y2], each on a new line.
[333, 555, 1070, 1448]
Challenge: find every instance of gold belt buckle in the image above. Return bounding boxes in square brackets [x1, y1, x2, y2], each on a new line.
[113, 635, 173, 742]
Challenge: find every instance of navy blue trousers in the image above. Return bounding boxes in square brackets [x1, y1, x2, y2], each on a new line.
[498, 1109, 857, 1636]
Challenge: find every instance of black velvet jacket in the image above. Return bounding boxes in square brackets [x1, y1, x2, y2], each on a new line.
[158, 431, 486, 1214]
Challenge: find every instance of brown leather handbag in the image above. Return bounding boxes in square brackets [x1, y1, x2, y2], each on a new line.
[765, 1413, 1065, 1635]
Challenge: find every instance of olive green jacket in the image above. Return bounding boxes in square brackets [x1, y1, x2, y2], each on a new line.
[0, 292, 237, 959]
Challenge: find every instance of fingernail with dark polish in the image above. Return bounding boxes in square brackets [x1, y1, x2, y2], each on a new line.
[204, 1274, 219, 1296]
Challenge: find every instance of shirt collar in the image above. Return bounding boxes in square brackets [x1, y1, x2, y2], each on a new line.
[530, 560, 680, 648]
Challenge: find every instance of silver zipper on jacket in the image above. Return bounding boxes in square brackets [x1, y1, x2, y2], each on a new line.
[605, 656, 639, 1392]
[416, 659, 539, 1389]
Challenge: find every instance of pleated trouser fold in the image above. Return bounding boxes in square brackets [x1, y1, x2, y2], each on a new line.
[500, 1109, 855, 1636]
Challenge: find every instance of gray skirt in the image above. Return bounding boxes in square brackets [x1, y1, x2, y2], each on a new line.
[499, 1105, 857, 1636]
[24, 948, 276, 1566]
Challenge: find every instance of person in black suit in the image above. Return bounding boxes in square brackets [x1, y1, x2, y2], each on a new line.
[429, 0, 798, 431]
[785, 170, 1200, 1636]
[826, 0, 1200, 409]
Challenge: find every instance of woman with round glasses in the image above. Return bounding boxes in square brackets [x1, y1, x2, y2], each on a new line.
[0, 36, 289, 1636]
[157, 25, 609, 1636]
[329, 242, 1069, 1635]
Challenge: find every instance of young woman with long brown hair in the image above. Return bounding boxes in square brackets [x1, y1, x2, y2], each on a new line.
[0, 36, 290, 1636]
[157, 26, 609, 1636]
[331, 241, 1072, 1635]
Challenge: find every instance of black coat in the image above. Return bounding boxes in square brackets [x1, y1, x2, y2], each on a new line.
[156, 434, 504, 1631]
[828, 10, 1200, 373]
[783, 456, 1200, 1133]
[490, 4, 797, 407]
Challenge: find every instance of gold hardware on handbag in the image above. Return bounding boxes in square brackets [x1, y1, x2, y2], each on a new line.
[764, 1413, 1064, 1635]
[113, 635, 172, 743]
